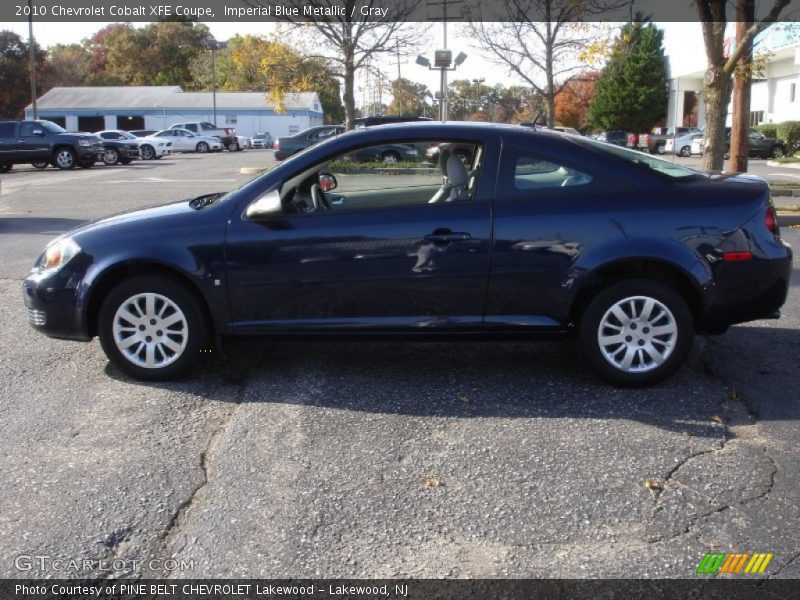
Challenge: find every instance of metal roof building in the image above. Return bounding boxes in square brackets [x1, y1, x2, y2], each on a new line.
[25, 86, 324, 137]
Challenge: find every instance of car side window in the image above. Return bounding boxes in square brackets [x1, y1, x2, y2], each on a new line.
[278, 140, 483, 216]
[19, 123, 37, 137]
[499, 145, 594, 196]
[748, 130, 763, 140]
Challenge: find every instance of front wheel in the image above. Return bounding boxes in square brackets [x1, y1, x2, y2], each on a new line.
[196, 142, 209, 153]
[102, 148, 120, 166]
[578, 279, 694, 387]
[679, 146, 691, 157]
[54, 148, 77, 170]
[140, 145, 156, 160]
[382, 150, 401, 164]
[227, 142, 240, 152]
[98, 276, 207, 381]
[771, 145, 785, 159]
[0, 163, 12, 173]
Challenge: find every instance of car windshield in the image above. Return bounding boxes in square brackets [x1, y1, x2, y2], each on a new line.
[117, 131, 137, 139]
[575, 137, 703, 180]
[40, 121, 66, 134]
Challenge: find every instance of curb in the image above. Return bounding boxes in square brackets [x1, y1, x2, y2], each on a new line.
[767, 160, 800, 169]
[771, 188, 800, 197]
[777, 213, 800, 226]
[239, 167, 268, 175]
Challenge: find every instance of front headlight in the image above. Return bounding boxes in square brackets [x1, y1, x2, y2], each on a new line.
[78, 139, 93, 147]
[38, 238, 81, 274]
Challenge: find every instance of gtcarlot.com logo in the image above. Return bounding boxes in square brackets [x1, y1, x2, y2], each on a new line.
[696, 552, 773, 575]
[15, 554, 194, 573]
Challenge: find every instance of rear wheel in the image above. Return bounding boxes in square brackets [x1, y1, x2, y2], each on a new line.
[31, 160, 48, 169]
[0, 163, 12, 173]
[578, 279, 694, 387]
[382, 150, 401, 164]
[771, 145, 785, 159]
[98, 276, 207, 381]
[54, 147, 77, 170]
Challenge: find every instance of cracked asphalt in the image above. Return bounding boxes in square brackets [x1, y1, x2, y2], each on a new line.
[0, 152, 798, 579]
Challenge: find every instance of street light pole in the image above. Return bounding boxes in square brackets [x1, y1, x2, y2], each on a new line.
[211, 45, 217, 126]
[27, 0, 37, 120]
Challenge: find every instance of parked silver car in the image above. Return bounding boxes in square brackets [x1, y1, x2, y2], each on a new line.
[251, 132, 273, 149]
[153, 129, 223, 153]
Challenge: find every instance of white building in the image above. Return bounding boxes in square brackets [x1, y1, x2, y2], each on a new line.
[667, 33, 800, 130]
[25, 86, 324, 137]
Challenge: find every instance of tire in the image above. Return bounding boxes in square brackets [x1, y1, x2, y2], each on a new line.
[98, 275, 207, 381]
[119, 158, 132, 165]
[31, 160, 48, 169]
[78, 156, 95, 169]
[771, 145, 785, 159]
[227, 142, 240, 152]
[656, 144, 666, 155]
[196, 142, 209, 153]
[53, 147, 77, 170]
[140, 145, 156, 160]
[102, 148, 120, 166]
[0, 163, 12, 173]
[382, 150, 401, 164]
[578, 279, 694, 387]
[679, 146, 691, 158]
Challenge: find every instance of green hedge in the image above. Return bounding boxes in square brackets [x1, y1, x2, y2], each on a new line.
[776, 121, 800, 155]
[755, 123, 778, 139]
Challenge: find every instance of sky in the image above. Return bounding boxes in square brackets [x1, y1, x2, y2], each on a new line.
[0, 20, 704, 100]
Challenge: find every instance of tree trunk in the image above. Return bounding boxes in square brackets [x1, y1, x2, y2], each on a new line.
[701, 68, 732, 172]
[729, 1, 755, 173]
[343, 61, 356, 131]
[545, 93, 556, 128]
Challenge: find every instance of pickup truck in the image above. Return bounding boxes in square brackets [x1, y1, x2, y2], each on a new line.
[168, 121, 238, 151]
[638, 127, 702, 154]
[0, 120, 104, 171]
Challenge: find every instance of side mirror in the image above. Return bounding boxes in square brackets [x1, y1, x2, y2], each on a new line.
[318, 173, 337, 192]
[245, 189, 282, 219]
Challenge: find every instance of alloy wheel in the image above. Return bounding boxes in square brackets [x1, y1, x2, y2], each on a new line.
[112, 292, 188, 369]
[597, 295, 678, 374]
[55, 149, 75, 169]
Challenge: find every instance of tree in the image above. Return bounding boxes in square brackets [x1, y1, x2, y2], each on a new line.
[43, 44, 92, 88]
[0, 31, 46, 119]
[554, 71, 599, 130]
[269, 0, 426, 129]
[587, 22, 669, 133]
[388, 78, 429, 117]
[470, 0, 620, 127]
[695, 0, 791, 171]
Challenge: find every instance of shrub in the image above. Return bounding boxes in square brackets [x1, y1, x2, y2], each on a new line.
[755, 123, 778, 139]
[776, 121, 800, 155]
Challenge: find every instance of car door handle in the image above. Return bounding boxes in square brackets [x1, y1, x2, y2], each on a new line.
[330, 196, 345, 205]
[424, 231, 472, 244]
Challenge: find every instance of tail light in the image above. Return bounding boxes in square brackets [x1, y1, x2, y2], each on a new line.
[274, 140, 280, 150]
[627, 133, 637, 145]
[765, 206, 780, 236]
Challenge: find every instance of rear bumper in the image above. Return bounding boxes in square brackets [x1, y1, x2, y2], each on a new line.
[701, 243, 793, 331]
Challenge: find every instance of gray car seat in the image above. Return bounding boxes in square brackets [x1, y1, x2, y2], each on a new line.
[428, 149, 470, 203]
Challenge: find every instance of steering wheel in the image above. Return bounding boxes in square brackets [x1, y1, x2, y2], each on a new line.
[311, 183, 332, 211]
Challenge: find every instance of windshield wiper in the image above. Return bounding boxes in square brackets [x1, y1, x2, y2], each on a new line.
[189, 192, 225, 210]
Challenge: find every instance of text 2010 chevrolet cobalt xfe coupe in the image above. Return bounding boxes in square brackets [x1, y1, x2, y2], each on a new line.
[23, 123, 792, 386]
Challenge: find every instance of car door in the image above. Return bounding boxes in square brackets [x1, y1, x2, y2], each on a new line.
[486, 140, 629, 329]
[224, 136, 497, 333]
[0, 122, 17, 161]
[16, 122, 51, 160]
[748, 130, 768, 156]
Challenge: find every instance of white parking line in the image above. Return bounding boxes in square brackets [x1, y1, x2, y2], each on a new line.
[106, 178, 237, 184]
[769, 173, 800, 179]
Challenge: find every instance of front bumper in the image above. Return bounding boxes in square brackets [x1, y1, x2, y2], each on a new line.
[22, 268, 91, 342]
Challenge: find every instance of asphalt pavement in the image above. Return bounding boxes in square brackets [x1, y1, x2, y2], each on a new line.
[0, 151, 798, 579]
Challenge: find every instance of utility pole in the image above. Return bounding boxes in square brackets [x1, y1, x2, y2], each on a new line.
[27, 0, 37, 120]
[730, 0, 755, 174]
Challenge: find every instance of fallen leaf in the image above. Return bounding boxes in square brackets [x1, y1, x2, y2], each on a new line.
[644, 478, 664, 498]
[457, 395, 471, 403]
[711, 415, 726, 425]
[730, 388, 741, 402]
[682, 429, 692, 437]
[421, 475, 441, 488]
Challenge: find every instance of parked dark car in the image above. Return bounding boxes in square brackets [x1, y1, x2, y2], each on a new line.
[593, 131, 629, 147]
[350, 143, 420, 163]
[0, 120, 103, 171]
[23, 123, 792, 386]
[354, 116, 433, 128]
[639, 127, 702, 154]
[725, 128, 787, 159]
[274, 125, 345, 160]
[95, 131, 140, 165]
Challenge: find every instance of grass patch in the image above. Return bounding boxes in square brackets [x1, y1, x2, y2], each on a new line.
[772, 155, 800, 164]
[770, 182, 800, 189]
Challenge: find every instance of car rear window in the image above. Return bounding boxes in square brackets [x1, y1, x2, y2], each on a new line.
[576, 137, 702, 180]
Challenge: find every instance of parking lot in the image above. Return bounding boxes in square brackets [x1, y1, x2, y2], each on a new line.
[0, 151, 798, 579]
